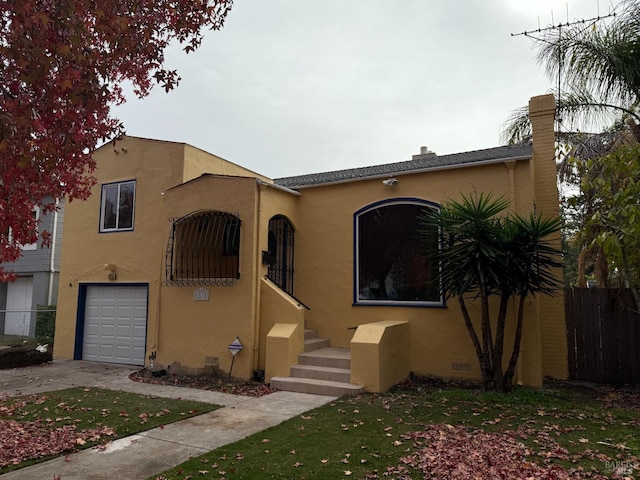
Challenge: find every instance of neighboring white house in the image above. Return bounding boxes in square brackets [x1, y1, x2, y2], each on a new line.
[0, 197, 64, 336]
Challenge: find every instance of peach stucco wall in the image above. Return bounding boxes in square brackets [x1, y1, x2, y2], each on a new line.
[54, 137, 187, 361]
[182, 145, 272, 184]
[259, 278, 305, 374]
[289, 159, 538, 384]
[529, 94, 567, 381]
[351, 320, 411, 392]
[54, 137, 267, 375]
[54, 95, 566, 388]
[157, 175, 259, 378]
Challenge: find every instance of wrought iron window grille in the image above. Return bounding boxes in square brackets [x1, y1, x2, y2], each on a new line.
[164, 210, 241, 287]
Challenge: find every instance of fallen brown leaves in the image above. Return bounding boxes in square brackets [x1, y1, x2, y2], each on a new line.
[130, 369, 275, 397]
[364, 423, 634, 480]
[0, 419, 115, 467]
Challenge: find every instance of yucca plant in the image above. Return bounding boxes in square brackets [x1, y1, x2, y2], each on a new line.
[421, 193, 563, 392]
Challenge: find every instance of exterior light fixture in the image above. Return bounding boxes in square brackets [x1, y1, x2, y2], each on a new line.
[382, 178, 399, 186]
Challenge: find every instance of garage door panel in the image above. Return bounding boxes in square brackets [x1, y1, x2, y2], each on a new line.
[133, 325, 146, 338]
[116, 324, 131, 336]
[100, 325, 115, 337]
[82, 286, 147, 366]
[100, 344, 114, 357]
[83, 344, 98, 356]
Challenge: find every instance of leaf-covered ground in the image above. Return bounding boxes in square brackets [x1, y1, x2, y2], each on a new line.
[130, 369, 275, 397]
[152, 378, 640, 480]
[0, 387, 218, 471]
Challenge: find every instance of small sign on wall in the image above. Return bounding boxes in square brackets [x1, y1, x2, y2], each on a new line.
[193, 288, 210, 301]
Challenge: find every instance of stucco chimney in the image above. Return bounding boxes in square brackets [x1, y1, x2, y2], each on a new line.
[527, 93, 568, 383]
[412, 145, 436, 160]
[528, 94, 556, 208]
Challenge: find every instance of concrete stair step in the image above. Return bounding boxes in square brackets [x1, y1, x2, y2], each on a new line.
[270, 376, 364, 396]
[298, 347, 351, 369]
[304, 329, 318, 340]
[304, 337, 330, 352]
[290, 364, 351, 383]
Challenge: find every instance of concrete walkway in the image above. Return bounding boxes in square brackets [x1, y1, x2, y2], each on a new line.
[0, 360, 337, 479]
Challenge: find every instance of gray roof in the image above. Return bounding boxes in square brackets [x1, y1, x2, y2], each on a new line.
[275, 144, 532, 189]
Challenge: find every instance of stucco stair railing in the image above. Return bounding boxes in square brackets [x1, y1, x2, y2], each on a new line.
[270, 329, 365, 396]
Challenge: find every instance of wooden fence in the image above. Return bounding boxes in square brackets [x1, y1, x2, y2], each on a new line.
[566, 288, 640, 385]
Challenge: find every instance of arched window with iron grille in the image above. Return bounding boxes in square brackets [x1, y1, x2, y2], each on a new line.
[266, 215, 295, 296]
[165, 210, 240, 287]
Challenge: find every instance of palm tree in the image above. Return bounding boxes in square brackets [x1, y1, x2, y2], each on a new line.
[504, 1, 640, 289]
[502, 0, 640, 145]
[421, 194, 563, 392]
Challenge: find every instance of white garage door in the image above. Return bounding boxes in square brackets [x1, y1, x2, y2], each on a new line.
[82, 286, 147, 366]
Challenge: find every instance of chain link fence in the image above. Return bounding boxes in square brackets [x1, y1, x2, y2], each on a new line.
[0, 307, 56, 340]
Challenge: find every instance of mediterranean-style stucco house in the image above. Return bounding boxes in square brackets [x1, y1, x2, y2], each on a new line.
[54, 94, 567, 394]
[1, 196, 64, 337]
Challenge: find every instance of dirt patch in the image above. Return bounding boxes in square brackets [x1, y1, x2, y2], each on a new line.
[0, 346, 52, 370]
[129, 368, 275, 397]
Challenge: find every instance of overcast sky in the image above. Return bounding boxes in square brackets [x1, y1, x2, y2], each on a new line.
[113, 0, 620, 179]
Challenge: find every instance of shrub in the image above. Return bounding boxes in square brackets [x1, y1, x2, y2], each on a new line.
[35, 305, 56, 341]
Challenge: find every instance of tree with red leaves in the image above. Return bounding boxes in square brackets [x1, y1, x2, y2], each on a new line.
[0, 0, 233, 279]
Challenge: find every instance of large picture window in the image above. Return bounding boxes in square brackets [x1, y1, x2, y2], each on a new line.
[100, 181, 136, 232]
[355, 199, 441, 306]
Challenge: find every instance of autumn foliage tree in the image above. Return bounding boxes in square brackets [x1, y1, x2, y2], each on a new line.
[0, 0, 233, 279]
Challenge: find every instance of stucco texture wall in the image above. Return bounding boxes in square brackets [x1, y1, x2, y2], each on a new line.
[54, 137, 259, 366]
[157, 175, 259, 378]
[288, 159, 548, 386]
[54, 137, 188, 361]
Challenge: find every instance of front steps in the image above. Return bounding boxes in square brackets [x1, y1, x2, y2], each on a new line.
[270, 330, 365, 396]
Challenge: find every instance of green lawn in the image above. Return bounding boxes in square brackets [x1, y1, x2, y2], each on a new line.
[151, 383, 640, 479]
[0, 387, 219, 472]
[0, 335, 37, 347]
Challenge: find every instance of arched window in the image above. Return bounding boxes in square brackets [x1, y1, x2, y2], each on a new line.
[354, 198, 441, 306]
[266, 215, 295, 295]
[165, 210, 240, 287]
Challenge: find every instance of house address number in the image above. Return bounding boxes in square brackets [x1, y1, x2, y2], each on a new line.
[193, 288, 210, 301]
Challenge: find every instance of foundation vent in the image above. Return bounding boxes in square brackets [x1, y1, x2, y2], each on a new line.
[205, 356, 219, 367]
[451, 362, 471, 372]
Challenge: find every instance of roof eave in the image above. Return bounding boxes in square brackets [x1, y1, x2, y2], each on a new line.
[279, 154, 531, 190]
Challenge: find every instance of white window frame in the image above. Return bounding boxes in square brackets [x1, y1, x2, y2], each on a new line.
[8, 207, 40, 251]
[100, 180, 136, 233]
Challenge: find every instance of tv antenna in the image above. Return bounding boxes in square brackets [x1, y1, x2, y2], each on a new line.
[510, 2, 618, 138]
[511, 2, 617, 38]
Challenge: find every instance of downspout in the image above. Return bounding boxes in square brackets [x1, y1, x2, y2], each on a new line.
[252, 181, 264, 373]
[150, 191, 166, 368]
[47, 199, 60, 306]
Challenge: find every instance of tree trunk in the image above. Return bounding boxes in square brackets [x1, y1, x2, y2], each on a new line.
[503, 293, 526, 391]
[576, 246, 588, 288]
[595, 247, 609, 288]
[615, 236, 640, 312]
[491, 293, 510, 392]
[458, 296, 492, 389]
[479, 290, 494, 388]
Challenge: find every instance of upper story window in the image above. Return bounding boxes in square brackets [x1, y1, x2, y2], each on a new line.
[8, 207, 40, 251]
[354, 198, 442, 306]
[100, 180, 136, 232]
